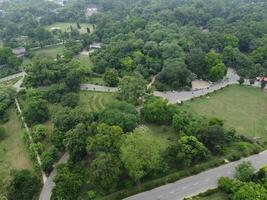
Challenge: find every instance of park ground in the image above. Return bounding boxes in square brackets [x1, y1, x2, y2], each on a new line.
[0, 107, 33, 192]
[181, 85, 267, 141]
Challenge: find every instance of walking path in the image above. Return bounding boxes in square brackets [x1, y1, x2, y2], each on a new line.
[125, 150, 267, 200]
[0, 71, 26, 83]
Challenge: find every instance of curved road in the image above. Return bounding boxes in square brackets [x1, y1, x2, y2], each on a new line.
[125, 150, 267, 200]
[39, 153, 70, 200]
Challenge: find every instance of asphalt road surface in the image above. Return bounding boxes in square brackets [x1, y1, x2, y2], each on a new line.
[125, 150, 267, 200]
[39, 153, 70, 200]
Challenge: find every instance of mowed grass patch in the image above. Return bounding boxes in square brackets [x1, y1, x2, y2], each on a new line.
[32, 44, 65, 58]
[181, 85, 267, 139]
[0, 107, 33, 191]
[79, 91, 116, 112]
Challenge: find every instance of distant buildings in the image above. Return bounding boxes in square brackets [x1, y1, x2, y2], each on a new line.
[12, 47, 26, 58]
[85, 5, 99, 16]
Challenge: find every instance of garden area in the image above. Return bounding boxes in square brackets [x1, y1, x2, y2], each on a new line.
[181, 85, 267, 140]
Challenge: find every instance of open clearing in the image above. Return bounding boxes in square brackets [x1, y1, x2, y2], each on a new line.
[181, 85, 267, 139]
[0, 107, 32, 191]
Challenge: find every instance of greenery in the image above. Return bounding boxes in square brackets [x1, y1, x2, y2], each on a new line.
[7, 169, 41, 200]
[0, 108, 33, 193]
[235, 161, 255, 182]
[79, 91, 116, 113]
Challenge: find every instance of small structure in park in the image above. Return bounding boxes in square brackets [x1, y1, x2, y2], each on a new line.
[12, 47, 26, 58]
[85, 5, 99, 16]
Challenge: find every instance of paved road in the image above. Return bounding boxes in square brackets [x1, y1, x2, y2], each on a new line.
[154, 68, 240, 104]
[39, 153, 70, 200]
[80, 83, 118, 92]
[125, 150, 267, 200]
[0, 71, 26, 83]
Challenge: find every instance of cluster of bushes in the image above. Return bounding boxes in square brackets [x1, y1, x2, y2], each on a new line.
[219, 162, 267, 199]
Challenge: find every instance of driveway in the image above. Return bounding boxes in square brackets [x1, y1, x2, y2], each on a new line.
[125, 150, 267, 200]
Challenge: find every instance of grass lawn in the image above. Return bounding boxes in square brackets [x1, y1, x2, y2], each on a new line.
[143, 124, 178, 150]
[181, 85, 267, 140]
[32, 44, 65, 58]
[0, 107, 33, 191]
[196, 191, 229, 200]
[45, 22, 93, 33]
[79, 91, 116, 113]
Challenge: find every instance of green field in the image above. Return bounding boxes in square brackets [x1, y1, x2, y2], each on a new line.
[32, 44, 65, 58]
[0, 107, 33, 191]
[181, 85, 267, 139]
[79, 91, 116, 112]
[46, 22, 93, 33]
[196, 191, 229, 200]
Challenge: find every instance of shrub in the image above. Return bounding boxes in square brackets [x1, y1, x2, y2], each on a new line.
[87, 190, 96, 200]
[32, 124, 47, 143]
[40, 146, 58, 174]
[235, 161, 255, 182]
[61, 92, 79, 108]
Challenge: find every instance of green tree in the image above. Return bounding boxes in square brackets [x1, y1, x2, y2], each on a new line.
[176, 136, 210, 167]
[104, 68, 119, 87]
[7, 170, 41, 200]
[87, 123, 123, 154]
[120, 127, 164, 182]
[32, 124, 47, 143]
[117, 75, 147, 105]
[90, 153, 122, 192]
[23, 98, 50, 126]
[235, 161, 255, 182]
[52, 164, 83, 200]
[141, 98, 171, 125]
[209, 62, 227, 82]
[64, 123, 89, 161]
[61, 92, 79, 108]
